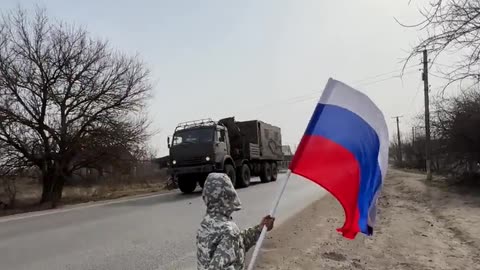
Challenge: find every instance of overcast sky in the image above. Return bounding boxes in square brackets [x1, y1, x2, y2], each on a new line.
[2, 0, 437, 156]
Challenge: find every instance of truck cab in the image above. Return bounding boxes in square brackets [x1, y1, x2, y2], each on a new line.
[168, 117, 282, 194]
[168, 119, 236, 193]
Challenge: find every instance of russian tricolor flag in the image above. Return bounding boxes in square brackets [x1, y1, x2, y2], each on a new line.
[289, 78, 389, 239]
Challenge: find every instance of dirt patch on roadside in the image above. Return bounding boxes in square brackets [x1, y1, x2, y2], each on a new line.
[258, 169, 480, 270]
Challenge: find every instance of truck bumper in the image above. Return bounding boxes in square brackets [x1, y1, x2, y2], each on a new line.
[168, 164, 215, 176]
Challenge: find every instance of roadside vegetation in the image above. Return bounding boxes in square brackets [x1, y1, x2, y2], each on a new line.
[392, 0, 480, 188]
[0, 7, 168, 214]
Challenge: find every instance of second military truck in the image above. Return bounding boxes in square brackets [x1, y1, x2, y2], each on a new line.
[167, 117, 283, 193]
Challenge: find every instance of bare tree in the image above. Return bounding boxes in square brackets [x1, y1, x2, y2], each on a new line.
[0, 8, 151, 206]
[396, 91, 480, 182]
[402, 0, 480, 90]
[0, 141, 25, 208]
[433, 90, 480, 172]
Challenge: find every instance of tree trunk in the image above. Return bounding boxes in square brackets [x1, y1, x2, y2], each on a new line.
[40, 170, 55, 204]
[51, 175, 65, 208]
[40, 164, 67, 207]
[2, 178, 16, 209]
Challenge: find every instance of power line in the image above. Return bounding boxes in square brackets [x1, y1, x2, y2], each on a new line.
[239, 65, 422, 115]
[249, 70, 422, 116]
[274, 70, 419, 106]
[431, 62, 453, 68]
[252, 68, 419, 110]
[407, 80, 423, 112]
[355, 69, 417, 88]
[351, 64, 419, 85]
[246, 89, 321, 111]
[429, 72, 448, 79]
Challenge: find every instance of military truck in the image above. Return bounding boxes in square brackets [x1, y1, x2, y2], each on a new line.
[167, 117, 283, 193]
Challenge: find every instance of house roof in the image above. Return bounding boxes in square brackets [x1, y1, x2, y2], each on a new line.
[282, 145, 293, 156]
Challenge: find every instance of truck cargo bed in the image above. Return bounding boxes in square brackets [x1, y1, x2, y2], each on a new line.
[220, 117, 283, 161]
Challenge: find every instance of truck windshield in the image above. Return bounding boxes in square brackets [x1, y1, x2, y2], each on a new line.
[172, 128, 214, 145]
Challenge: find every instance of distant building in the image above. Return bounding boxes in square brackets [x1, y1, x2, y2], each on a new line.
[282, 145, 293, 156]
[279, 145, 294, 169]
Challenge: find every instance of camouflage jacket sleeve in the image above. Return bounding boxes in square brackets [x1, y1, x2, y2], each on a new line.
[207, 231, 241, 270]
[240, 224, 262, 252]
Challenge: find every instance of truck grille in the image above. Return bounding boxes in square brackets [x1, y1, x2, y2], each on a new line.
[176, 157, 205, 166]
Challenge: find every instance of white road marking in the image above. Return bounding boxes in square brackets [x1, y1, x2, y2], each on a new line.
[0, 190, 178, 224]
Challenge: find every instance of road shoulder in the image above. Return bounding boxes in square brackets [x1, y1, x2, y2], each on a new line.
[0, 190, 177, 223]
[257, 169, 480, 269]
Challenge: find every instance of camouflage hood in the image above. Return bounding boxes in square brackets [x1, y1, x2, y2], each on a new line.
[202, 173, 241, 217]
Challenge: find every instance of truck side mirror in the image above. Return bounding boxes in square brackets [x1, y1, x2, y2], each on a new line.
[167, 137, 171, 148]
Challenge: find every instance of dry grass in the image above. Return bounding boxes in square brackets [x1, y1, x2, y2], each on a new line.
[0, 170, 170, 217]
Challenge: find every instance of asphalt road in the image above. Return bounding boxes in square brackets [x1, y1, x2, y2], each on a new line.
[0, 174, 325, 270]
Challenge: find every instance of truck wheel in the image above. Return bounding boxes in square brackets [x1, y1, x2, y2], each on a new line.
[260, 162, 272, 183]
[271, 162, 278, 181]
[236, 164, 251, 188]
[178, 176, 197, 194]
[224, 164, 237, 187]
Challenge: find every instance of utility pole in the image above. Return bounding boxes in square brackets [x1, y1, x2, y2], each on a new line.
[423, 49, 432, 181]
[392, 116, 403, 164]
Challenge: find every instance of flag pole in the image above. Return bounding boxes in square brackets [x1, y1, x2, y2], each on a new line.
[246, 170, 292, 270]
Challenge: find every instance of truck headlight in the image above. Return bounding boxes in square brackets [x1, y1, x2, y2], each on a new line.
[172, 160, 176, 165]
[206, 156, 210, 161]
